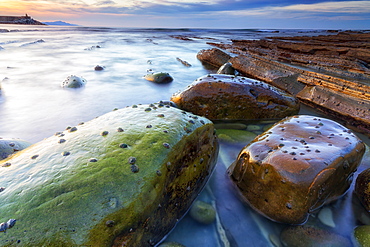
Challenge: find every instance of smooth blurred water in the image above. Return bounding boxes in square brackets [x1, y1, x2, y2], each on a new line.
[1, 25, 367, 247]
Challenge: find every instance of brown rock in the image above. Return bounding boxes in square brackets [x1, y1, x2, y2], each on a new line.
[280, 225, 351, 247]
[228, 115, 365, 224]
[196, 48, 231, 68]
[170, 74, 299, 121]
[207, 32, 370, 136]
[355, 168, 370, 212]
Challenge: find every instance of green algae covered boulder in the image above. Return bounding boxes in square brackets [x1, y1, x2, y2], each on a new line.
[0, 103, 219, 246]
[228, 115, 365, 225]
[170, 74, 299, 121]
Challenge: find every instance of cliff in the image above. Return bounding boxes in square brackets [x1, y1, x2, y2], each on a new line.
[0, 15, 45, 25]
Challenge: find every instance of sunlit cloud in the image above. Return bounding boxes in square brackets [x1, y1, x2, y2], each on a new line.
[222, 1, 370, 17]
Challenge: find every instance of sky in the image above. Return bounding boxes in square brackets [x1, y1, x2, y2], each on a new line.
[0, 0, 369, 29]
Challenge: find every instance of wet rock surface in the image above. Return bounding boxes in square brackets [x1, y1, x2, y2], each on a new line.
[354, 225, 370, 247]
[280, 225, 351, 247]
[355, 168, 370, 212]
[204, 32, 370, 136]
[0, 138, 31, 160]
[228, 115, 365, 224]
[0, 103, 218, 246]
[196, 48, 231, 68]
[171, 74, 299, 121]
[144, 72, 173, 84]
[61, 75, 87, 88]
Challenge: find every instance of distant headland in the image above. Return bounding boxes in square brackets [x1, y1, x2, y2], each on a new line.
[0, 14, 45, 25]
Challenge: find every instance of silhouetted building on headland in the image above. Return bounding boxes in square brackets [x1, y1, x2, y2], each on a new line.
[0, 15, 45, 25]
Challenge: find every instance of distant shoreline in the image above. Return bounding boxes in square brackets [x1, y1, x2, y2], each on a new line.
[0, 15, 45, 25]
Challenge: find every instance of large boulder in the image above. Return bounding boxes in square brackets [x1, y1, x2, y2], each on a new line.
[0, 103, 218, 246]
[228, 115, 365, 224]
[0, 138, 32, 160]
[171, 74, 299, 121]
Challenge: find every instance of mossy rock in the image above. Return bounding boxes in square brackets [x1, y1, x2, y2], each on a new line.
[354, 225, 370, 246]
[144, 72, 173, 84]
[0, 103, 219, 246]
[189, 200, 216, 225]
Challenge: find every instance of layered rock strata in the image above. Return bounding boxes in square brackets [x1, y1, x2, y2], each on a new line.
[0, 103, 218, 246]
[199, 32, 370, 135]
[228, 115, 365, 224]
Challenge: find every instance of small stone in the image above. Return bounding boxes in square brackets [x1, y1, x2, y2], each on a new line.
[58, 139, 66, 144]
[95, 65, 104, 71]
[2, 162, 11, 167]
[318, 207, 336, 228]
[101, 131, 109, 136]
[163, 143, 170, 149]
[89, 158, 98, 162]
[62, 151, 70, 156]
[119, 143, 128, 149]
[117, 127, 124, 132]
[354, 225, 370, 246]
[69, 127, 78, 132]
[189, 200, 216, 224]
[105, 220, 115, 227]
[128, 157, 136, 164]
[130, 164, 139, 173]
[31, 155, 39, 160]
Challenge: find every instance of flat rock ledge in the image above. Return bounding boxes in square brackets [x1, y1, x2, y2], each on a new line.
[199, 31, 370, 136]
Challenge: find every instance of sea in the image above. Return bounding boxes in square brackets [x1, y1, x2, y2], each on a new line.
[0, 25, 367, 246]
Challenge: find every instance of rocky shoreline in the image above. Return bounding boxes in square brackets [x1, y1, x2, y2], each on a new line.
[0, 15, 45, 25]
[197, 31, 370, 137]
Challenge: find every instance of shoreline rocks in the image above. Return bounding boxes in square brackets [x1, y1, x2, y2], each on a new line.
[0, 103, 218, 246]
[228, 115, 365, 225]
[171, 74, 299, 121]
[198, 32, 370, 136]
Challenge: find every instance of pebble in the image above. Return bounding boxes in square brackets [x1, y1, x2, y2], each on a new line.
[189, 200, 216, 224]
[354, 225, 370, 246]
[318, 207, 336, 228]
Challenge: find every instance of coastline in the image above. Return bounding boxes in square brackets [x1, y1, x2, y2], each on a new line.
[0, 15, 45, 25]
[198, 31, 370, 136]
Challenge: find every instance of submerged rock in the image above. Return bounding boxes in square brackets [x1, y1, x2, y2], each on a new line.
[228, 115, 365, 224]
[0, 103, 218, 246]
[171, 74, 299, 121]
[94, 65, 104, 71]
[0, 138, 31, 160]
[280, 225, 351, 247]
[144, 72, 173, 84]
[355, 168, 370, 212]
[354, 225, 370, 247]
[61, 75, 87, 88]
[189, 200, 216, 224]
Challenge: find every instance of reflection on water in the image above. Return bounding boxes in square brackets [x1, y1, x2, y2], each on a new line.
[0, 25, 368, 247]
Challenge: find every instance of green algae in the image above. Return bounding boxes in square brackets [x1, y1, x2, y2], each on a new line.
[0, 104, 218, 246]
[216, 129, 257, 144]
